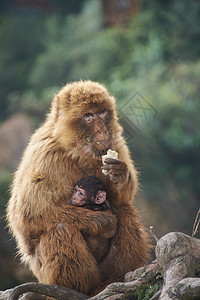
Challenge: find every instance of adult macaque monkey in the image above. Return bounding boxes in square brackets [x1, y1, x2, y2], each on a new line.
[7, 81, 150, 295]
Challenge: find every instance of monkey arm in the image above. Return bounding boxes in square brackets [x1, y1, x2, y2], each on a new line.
[103, 158, 137, 207]
[56, 205, 117, 238]
[102, 143, 138, 207]
[7, 198, 116, 258]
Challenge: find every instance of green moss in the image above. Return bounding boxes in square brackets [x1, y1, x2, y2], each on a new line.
[122, 282, 162, 300]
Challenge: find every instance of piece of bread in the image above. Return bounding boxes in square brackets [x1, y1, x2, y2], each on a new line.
[102, 149, 118, 175]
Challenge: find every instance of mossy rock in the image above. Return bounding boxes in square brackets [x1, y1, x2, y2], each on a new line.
[122, 282, 162, 300]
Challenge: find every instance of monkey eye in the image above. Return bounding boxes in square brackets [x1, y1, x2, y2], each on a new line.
[99, 109, 108, 118]
[79, 191, 84, 196]
[83, 113, 95, 123]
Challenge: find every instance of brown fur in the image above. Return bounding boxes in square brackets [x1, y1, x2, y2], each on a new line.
[71, 176, 112, 264]
[7, 81, 150, 295]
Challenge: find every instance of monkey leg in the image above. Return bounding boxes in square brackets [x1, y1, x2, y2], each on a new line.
[31, 223, 101, 295]
[100, 205, 150, 283]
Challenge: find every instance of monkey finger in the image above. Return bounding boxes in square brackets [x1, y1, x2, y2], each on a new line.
[101, 167, 115, 176]
[101, 164, 127, 171]
[103, 159, 127, 169]
[109, 174, 120, 184]
[108, 169, 123, 176]
[103, 158, 121, 164]
[107, 168, 129, 183]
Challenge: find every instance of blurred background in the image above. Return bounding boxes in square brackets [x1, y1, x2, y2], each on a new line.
[0, 0, 200, 290]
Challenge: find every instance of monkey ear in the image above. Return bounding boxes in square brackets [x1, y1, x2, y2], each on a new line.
[95, 190, 106, 204]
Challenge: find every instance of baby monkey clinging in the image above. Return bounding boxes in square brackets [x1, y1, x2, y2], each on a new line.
[70, 176, 110, 211]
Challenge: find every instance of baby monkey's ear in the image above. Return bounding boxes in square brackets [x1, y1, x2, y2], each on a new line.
[95, 190, 106, 204]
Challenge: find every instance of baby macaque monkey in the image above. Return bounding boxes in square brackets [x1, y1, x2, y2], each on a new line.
[70, 176, 110, 211]
[70, 176, 112, 263]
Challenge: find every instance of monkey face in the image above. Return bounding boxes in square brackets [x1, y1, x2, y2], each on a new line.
[52, 81, 123, 160]
[70, 182, 107, 207]
[71, 185, 88, 206]
[80, 107, 111, 153]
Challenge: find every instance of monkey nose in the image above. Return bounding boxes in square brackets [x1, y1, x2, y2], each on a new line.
[97, 129, 107, 136]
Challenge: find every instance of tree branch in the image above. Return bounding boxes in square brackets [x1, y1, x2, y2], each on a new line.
[8, 282, 88, 300]
[192, 208, 200, 237]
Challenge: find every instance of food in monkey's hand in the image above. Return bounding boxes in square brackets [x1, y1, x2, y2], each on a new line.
[102, 149, 118, 175]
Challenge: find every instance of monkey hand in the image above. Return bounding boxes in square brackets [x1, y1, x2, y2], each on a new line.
[86, 210, 117, 238]
[101, 158, 129, 185]
[98, 211, 117, 238]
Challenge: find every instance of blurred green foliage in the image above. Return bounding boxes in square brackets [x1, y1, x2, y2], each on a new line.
[0, 0, 200, 239]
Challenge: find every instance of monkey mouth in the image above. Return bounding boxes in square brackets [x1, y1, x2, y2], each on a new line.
[95, 139, 110, 151]
[94, 148, 109, 157]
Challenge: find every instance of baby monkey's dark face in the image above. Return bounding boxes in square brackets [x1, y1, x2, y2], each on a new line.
[71, 184, 106, 207]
